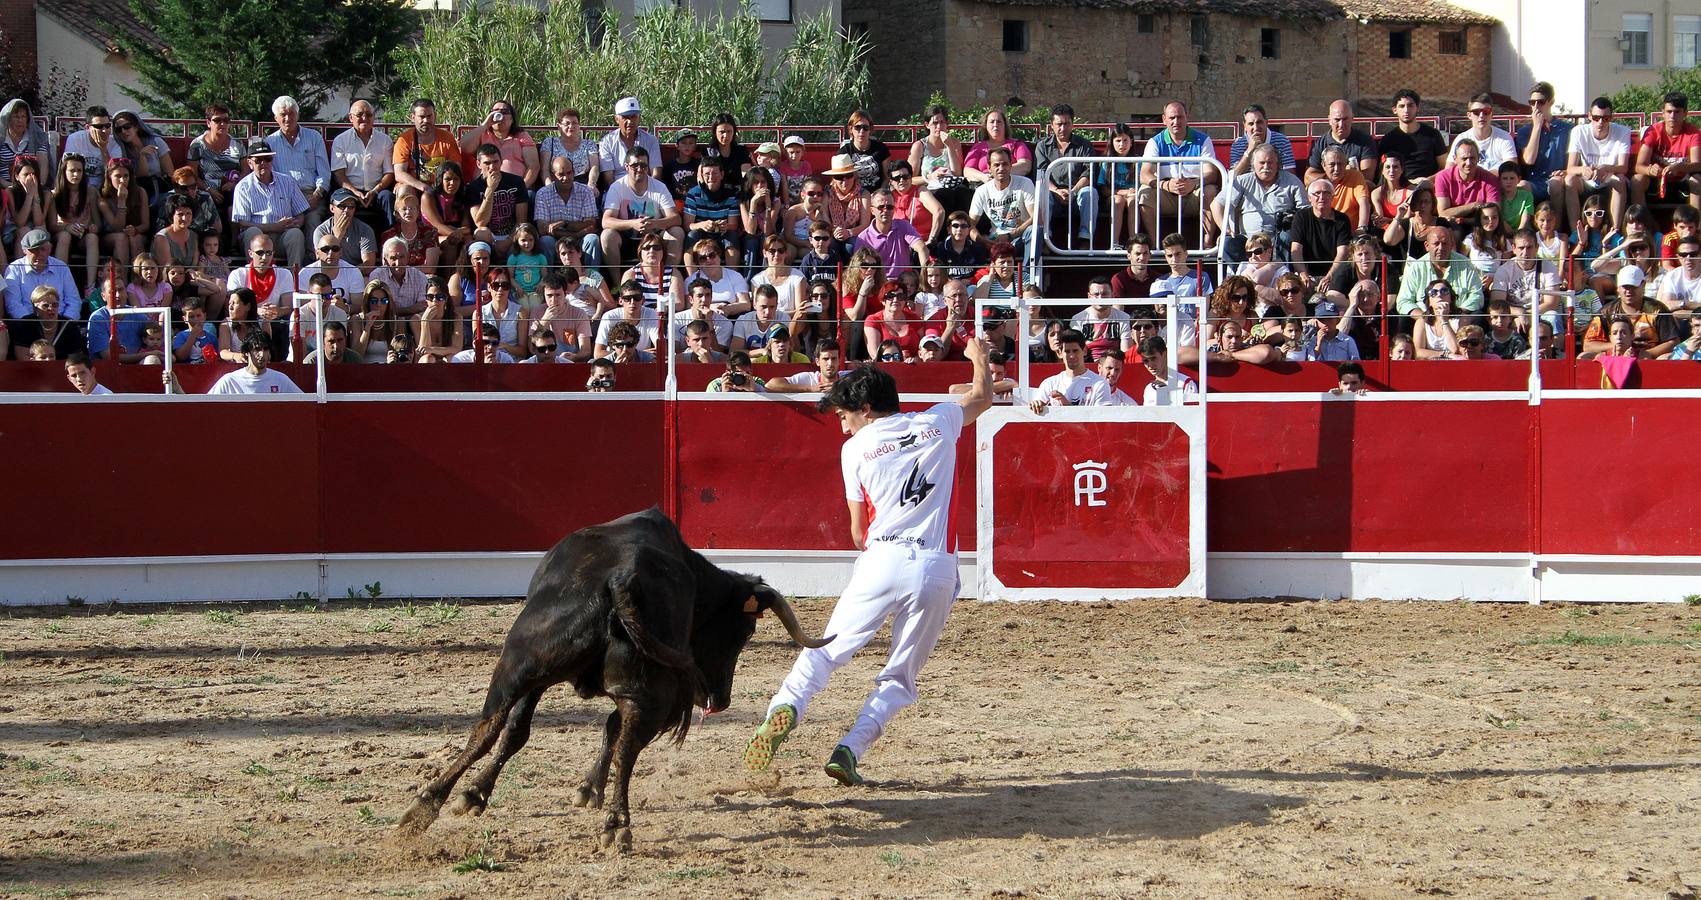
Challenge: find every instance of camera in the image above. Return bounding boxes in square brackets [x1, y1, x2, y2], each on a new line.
[589, 375, 614, 390]
[727, 371, 748, 387]
[492, 111, 505, 122]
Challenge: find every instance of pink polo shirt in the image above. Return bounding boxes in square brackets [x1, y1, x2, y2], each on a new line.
[1434, 166, 1502, 208]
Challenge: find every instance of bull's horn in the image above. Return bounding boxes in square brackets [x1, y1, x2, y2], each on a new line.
[769, 595, 832, 648]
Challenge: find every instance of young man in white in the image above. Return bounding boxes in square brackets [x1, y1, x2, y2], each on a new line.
[1659, 234, 1701, 311]
[1028, 328, 1111, 412]
[1563, 96, 1631, 231]
[1096, 348, 1138, 406]
[64, 353, 112, 395]
[967, 147, 1035, 248]
[744, 337, 994, 785]
[1069, 276, 1132, 362]
[1138, 334, 1197, 406]
[765, 339, 845, 393]
[167, 332, 303, 394]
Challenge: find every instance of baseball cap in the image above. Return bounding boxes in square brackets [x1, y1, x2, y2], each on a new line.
[755, 141, 781, 156]
[782, 135, 806, 148]
[330, 187, 357, 206]
[764, 323, 788, 342]
[614, 96, 641, 117]
[981, 305, 1013, 323]
[1313, 299, 1342, 318]
[920, 330, 944, 348]
[245, 137, 274, 157]
[21, 228, 49, 250]
[1617, 265, 1646, 287]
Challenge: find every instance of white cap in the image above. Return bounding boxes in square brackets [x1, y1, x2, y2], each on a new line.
[782, 134, 806, 147]
[614, 96, 640, 117]
[1617, 265, 1646, 287]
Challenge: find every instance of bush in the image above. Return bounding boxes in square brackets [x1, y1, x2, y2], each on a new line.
[390, 0, 870, 129]
[1611, 66, 1701, 115]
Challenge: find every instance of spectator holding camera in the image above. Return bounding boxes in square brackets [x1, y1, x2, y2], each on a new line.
[706, 351, 766, 392]
[586, 357, 617, 391]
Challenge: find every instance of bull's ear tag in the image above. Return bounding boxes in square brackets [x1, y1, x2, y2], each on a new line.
[743, 596, 762, 616]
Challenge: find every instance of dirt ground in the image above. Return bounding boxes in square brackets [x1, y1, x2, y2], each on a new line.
[1, 597, 1699, 899]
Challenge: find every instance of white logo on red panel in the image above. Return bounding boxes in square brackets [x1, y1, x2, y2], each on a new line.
[1072, 460, 1107, 508]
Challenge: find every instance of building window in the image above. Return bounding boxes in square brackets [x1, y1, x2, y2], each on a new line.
[1676, 15, 1700, 68]
[1137, 13, 1155, 34]
[754, 0, 791, 22]
[1438, 30, 1466, 54]
[1389, 29, 1412, 58]
[1190, 15, 1207, 46]
[1002, 19, 1028, 52]
[1622, 13, 1652, 66]
[1259, 28, 1280, 59]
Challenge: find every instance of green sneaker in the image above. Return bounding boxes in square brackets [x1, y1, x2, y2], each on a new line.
[824, 744, 864, 786]
[742, 704, 796, 772]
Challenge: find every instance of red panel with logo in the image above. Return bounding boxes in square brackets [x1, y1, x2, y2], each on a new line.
[990, 420, 1193, 589]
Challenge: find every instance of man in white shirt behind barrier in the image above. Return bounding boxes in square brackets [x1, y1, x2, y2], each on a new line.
[1029, 328, 1111, 413]
[744, 336, 994, 786]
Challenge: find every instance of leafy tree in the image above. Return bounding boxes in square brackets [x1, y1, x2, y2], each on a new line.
[116, 0, 414, 121]
[390, 0, 869, 128]
[1612, 66, 1701, 114]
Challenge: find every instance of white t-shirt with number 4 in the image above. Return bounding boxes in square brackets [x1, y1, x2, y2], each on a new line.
[841, 402, 965, 553]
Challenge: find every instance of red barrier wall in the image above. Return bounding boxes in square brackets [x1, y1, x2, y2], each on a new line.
[3, 393, 1696, 563]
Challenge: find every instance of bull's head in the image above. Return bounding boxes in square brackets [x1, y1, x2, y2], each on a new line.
[696, 580, 832, 715]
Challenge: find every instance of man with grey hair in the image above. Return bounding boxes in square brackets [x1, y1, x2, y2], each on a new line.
[1289, 177, 1352, 286]
[854, 188, 929, 279]
[1221, 143, 1303, 264]
[373, 236, 429, 316]
[331, 99, 395, 234]
[266, 95, 332, 234]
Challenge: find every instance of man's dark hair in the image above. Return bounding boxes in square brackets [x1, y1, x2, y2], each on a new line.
[1161, 233, 1188, 249]
[608, 321, 640, 344]
[321, 320, 348, 337]
[817, 363, 900, 415]
[1677, 232, 1701, 251]
[476, 143, 501, 161]
[1664, 92, 1688, 109]
[626, 146, 651, 163]
[987, 350, 1008, 365]
[412, 98, 436, 111]
[181, 297, 206, 312]
[64, 351, 92, 368]
[697, 156, 723, 172]
[241, 332, 271, 357]
[1393, 88, 1421, 107]
[1242, 103, 1267, 120]
[1057, 328, 1087, 348]
[1138, 334, 1168, 358]
[1470, 92, 1494, 108]
[987, 146, 1012, 164]
[541, 271, 570, 292]
[1087, 275, 1112, 292]
[1498, 159, 1524, 177]
[687, 277, 713, 296]
[478, 322, 501, 341]
[728, 350, 752, 367]
[590, 357, 615, 371]
[307, 272, 333, 290]
[1672, 206, 1699, 226]
[1337, 361, 1365, 381]
[1591, 95, 1614, 112]
[815, 338, 841, 357]
[683, 318, 711, 337]
[1099, 348, 1126, 363]
[1049, 103, 1075, 119]
[86, 105, 109, 120]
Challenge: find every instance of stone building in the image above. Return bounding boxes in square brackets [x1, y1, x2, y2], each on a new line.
[844, 0, 1498, 122]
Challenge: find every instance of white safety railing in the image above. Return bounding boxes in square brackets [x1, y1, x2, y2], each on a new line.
[1031, 154, 1231, 265]
[1014, 295, 1207, 405]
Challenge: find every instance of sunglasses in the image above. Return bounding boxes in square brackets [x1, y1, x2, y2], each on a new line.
[1468, 108, 1491, 116]
[803, 190, 823, 197]
[251, 249, 274, 257]
[621, 294, 644, 302]
[425, 292, 448, 300]
[488, 282, 511, 290]
[890, 173, 911, 181]
[117, 122, 136, 131]
[1133, 322, 1158, 330]
[1427, 288, 1451, 296]
[1278, 287, 1302, 295]
[1677, 251, 1700, 259]
[1249, 246, 1269, 254]
[810, 234, 832, 241]
[534, 344, 557, 352]
[612, 340, 637, 348]
[949, 221, 969, 228]
[1459, 339, 1483, 347]
[1588, 114, 1611, 122]
[872, 204, 894, 211]
[851, 124, 870, 131]
[318, 245, 341, 253]
[209, 117, 230, 124]
[1232, 292, 1252, 301]
[89, 122, 111, 130]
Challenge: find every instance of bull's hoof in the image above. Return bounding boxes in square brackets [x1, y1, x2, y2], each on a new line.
[396, 796, 442, 834]
[599, 826, 633, 854]
[573, 783, 603, 809]
[447, 788, 488, 817]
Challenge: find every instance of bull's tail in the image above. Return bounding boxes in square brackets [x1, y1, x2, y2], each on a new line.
[607, 574, 706, 744]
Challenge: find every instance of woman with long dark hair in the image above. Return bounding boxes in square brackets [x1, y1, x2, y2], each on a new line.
[112, 109, 174, 198]
[704, 113, 752, 191]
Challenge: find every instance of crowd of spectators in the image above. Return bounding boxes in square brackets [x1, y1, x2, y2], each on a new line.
[3, 84, 1699, 397]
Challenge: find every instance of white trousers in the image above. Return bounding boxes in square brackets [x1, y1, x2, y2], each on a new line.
[767, 542, 960, 758]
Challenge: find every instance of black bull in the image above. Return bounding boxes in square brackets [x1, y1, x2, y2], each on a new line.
[396, 508, 829, 851]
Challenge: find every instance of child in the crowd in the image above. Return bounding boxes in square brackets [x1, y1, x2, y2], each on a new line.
[777, 135, 813, 208]
[1483, 299, 1529, 360]
[506, 223, 549, 312]
[1498, 161, 1534, 231]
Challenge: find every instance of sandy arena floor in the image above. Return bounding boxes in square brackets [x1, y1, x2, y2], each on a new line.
[1, 597, 1698, 898]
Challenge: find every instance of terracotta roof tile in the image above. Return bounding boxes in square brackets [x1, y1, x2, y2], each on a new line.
[1336, 0, 1498, 25]
[38, 0, 165, 55]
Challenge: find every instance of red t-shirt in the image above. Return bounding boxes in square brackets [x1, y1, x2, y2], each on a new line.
[1641, 123, 1701, 168]
[925, 309, 971, 359]
[864, 310, 923, 358]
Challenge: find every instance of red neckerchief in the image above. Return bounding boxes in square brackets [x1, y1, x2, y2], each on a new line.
[249, 265, 277, 304]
